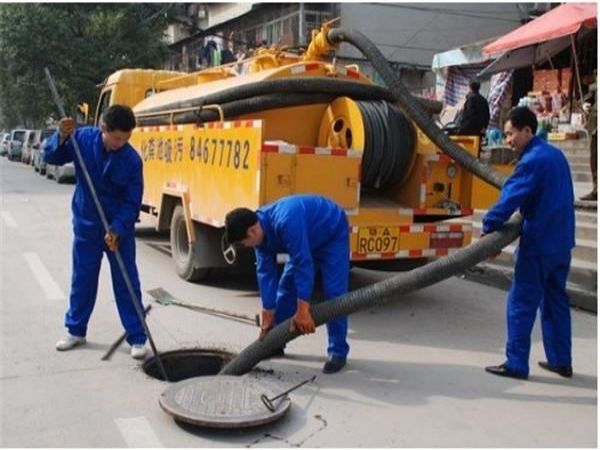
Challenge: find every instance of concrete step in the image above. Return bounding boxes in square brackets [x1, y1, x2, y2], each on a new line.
[569, 163, 593, 172]
[566, 155, 591, 165]
[469, 236, 597, 292]
[575, 221, 598, 240]
[472, 208, 597, 225]
[573, 209, 598, 223]
[462, 262, 597, 312]
[470, 224, 596, 263]
[551, 138, 590, 150]
[572, 171, 593, 182]
[470, 218, 595, 241]
[556, 145, 591, 156]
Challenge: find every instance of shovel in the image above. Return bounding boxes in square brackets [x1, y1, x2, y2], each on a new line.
[147, 287, 259, 327]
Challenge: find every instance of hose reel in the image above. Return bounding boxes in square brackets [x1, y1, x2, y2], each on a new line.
[318, 97, 415, 190]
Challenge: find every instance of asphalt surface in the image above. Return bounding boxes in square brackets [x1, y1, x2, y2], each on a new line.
[1, 156, 597, 447]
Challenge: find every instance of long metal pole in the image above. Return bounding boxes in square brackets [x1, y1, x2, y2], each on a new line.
[570, 34, 584, 107]
[44, 68, 169, 381]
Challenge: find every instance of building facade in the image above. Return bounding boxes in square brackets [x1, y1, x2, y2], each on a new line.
[165, 3, 531, 91]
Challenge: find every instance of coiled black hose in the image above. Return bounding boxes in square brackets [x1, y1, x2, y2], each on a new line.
[357, 100, 415, 189]
[328, 29, 506, 190]
[220, 28, 522, 376]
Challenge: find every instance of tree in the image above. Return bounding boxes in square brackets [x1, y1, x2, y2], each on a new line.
[0, 4, 173, 129]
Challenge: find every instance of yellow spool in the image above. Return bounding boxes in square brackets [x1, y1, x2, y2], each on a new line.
[317, 97, 365, 151]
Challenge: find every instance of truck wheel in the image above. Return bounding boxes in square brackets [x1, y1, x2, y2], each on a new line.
[170, 204, 211, 281]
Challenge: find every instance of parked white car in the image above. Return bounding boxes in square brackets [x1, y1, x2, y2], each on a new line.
[7, 129, 28, 161]
[0, 133, 10, 156]
[46, 155, 76, 183]
[21, 129, 40, 165]
[32, 130, 56, 174]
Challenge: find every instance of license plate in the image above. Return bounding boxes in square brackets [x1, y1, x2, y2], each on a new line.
[357, 227, 400, 254]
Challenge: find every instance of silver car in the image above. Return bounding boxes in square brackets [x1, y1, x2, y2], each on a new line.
[0, 133, 10, 156]
[32, 130, 56, 174]
[21, 129, 40, 165]
[7, 129, 28, 161]
[46, 162, 76, 183]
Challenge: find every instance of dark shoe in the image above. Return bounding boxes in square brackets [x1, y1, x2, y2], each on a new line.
[322, 356, 346, 374]
[580, 191, 597, 201]
[485, 363, 528, 380]
[538, 361, 573, 378]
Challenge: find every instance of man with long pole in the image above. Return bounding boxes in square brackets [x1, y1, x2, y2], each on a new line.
[44, 70, 167, 379]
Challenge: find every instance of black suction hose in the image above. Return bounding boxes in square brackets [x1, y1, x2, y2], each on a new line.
[221, 215, 521, 375]
[138, 93, 337, 127]
[138, 77, 393, 116]
[136, 76, 441, 120]
[220, 28, 522, 376]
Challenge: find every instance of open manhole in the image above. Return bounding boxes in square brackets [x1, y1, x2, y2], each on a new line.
[143, 349, 234, 382]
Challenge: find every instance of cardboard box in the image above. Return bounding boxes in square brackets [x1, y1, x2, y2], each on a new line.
[561, 68, 573, 93]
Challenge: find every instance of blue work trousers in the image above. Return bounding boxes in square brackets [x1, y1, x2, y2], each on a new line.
[64, 233, 146, 345]
[274, 225, 350, 359]
[505, 250, 572, 376]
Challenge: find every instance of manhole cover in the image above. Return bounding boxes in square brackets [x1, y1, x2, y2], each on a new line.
[159, 375, 291, 429]
[143, 349, 234, 381]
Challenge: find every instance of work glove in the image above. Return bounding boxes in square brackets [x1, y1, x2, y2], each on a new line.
[259, 309, 275, 340]
[290, 300, 316, 335]
[59, 117, 75, 143]
[104, 231, 120, 252]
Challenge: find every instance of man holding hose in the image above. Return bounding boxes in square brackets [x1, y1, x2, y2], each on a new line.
[225, 194, 350, 374]
[483, 107, 575, 380]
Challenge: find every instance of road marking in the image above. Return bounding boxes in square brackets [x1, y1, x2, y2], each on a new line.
[23, 252, 65, 300]
[0, 211, 17, 228]
[114, 416, 163, 448]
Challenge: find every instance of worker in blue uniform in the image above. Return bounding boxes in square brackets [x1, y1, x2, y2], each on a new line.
[224, 194, 350, 374]
[483, 106, 575, 380]
[46, 105, 148, 359]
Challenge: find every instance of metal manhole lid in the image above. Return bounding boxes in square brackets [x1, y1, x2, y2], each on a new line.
[159, 376, 291, 429]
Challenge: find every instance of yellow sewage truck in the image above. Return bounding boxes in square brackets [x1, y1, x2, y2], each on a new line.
[92, 24, 502, 282]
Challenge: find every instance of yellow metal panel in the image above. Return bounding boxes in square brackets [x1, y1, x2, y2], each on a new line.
[261, 153, 294, 204]
[130, 122, 263, 225]
[426, 160, 463, 209]
[468, 164, 514, 209]
[260, 151, 360, 209]
[293, 155, 360, 209]
[391, 154, 426, 208]
[415, 128, 438, 153]
[238, 104, 328, 146]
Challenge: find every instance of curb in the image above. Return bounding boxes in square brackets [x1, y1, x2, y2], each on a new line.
[461, 263, 597, 313]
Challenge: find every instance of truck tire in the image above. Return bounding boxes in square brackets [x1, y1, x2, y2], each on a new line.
[170, 204, 211, 281]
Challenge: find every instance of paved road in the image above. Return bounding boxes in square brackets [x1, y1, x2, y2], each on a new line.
[1, 157, 597, 447]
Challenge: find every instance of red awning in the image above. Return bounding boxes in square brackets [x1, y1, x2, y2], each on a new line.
[483, 3, 597, 55]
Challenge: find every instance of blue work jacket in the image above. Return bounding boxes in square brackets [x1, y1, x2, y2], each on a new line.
[482, 136, 575, 256]
[44, 127, 143, 239]
[255, 195, 347, 309]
